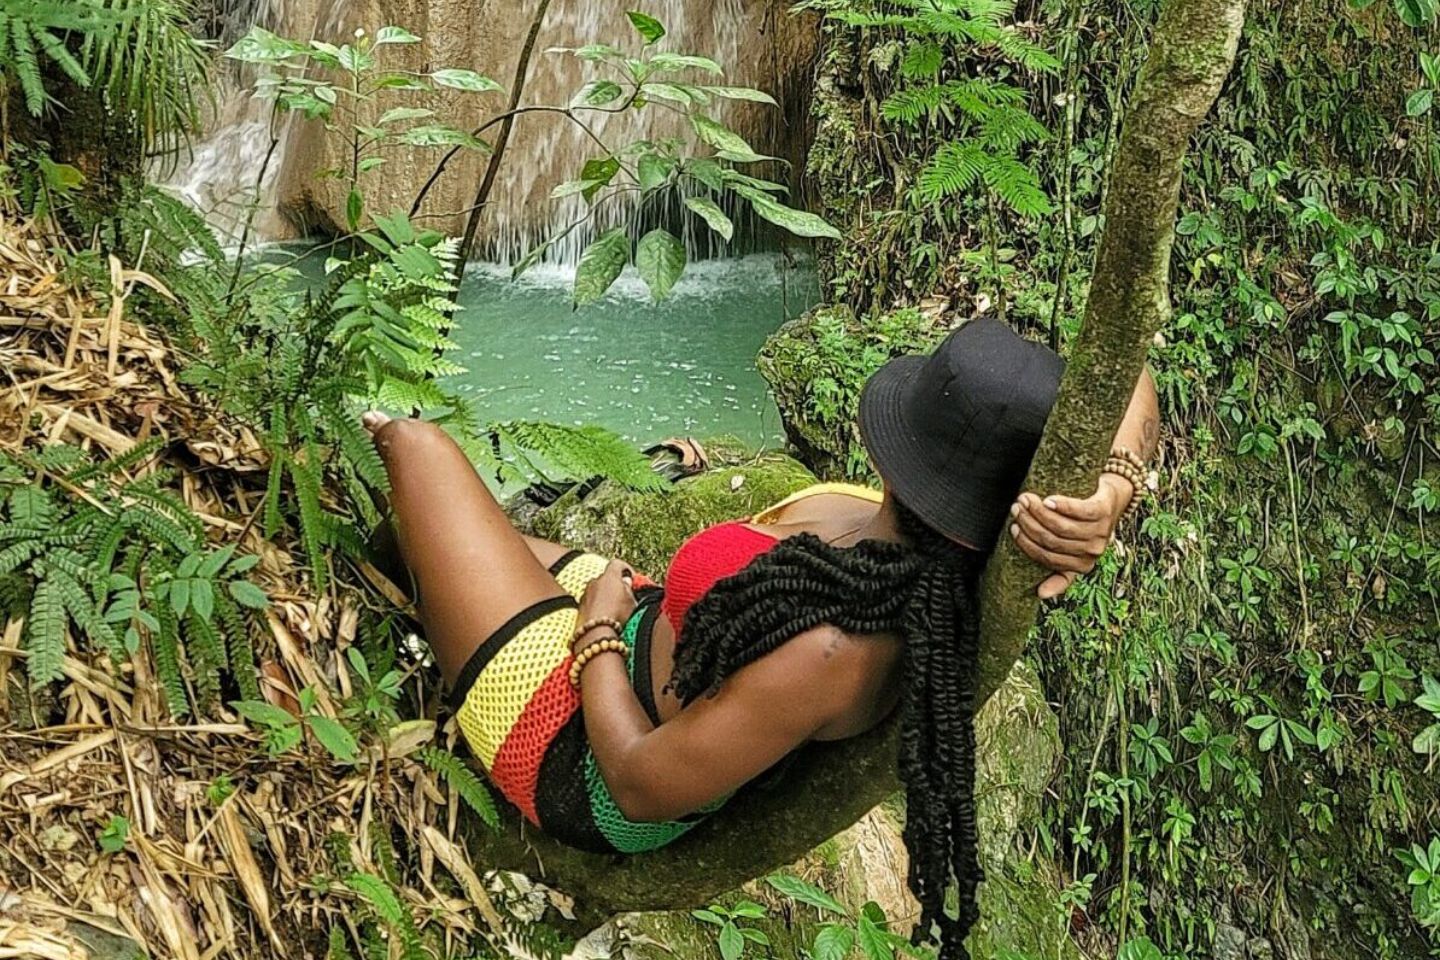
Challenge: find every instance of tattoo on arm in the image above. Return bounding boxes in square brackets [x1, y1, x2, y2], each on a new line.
[1141, 417, 1159, 459]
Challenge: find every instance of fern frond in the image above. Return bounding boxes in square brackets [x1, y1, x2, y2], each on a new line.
[152, 600, 190, 718]
[290, 445, 329, 593]
[981, 153, 1054, 216]
[496, 421, 668, 492]
[917, 142, 986, 202]
[420, 747, 500, 829]
[185, 609, 225, 709]
[214, 591, 260, 702]
[24, 573, 67, 687]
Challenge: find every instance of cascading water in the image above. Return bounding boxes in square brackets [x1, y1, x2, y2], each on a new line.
[172, 0, 815, 263]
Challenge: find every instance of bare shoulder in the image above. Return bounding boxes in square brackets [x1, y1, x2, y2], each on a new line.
[735, 624, 898, 712]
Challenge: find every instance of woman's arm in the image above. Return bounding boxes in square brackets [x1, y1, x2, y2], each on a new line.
[1009, 367, 1160, 599]
[572, 563, 848, 821]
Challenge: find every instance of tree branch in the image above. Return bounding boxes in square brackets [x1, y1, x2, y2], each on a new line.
[976, 0, 1247, 706]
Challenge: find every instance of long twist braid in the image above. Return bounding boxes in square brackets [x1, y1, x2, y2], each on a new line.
[670, 503, 986, 960]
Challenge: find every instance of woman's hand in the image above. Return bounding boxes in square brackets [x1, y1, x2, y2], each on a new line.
[575, 560, 639, 653]
[1009, 473, 1131, 600]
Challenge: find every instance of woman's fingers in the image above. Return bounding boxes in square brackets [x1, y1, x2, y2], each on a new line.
[1037, 571, 1078, 600]
[1011, 496, 1109, 555]
[1011, 528, 1096, 575]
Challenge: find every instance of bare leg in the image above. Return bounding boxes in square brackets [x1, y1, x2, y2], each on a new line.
[365, 413, 567, 684]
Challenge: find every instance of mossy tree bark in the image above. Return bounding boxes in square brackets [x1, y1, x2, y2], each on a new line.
[459, 0, 1247, 917]
[978, 0, 1246, 704]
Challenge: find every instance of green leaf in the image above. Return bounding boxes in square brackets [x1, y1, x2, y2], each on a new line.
[378, 106, 435, 125]
[232, 699, 299, 729]
[190, 579, 215, 621]
[1395, 0, 1438, 25]
[1407, 88, 1434, 116]
[573, 229, 631, 306]
[649, 53, 723, 75]
[684, 196, 734, 241]
[1117, 938, 1164, 960]
[643, 82, 706, 105]
[395, 125, 489, 149]
[550, 179, 604, 199]
[579, 80, 626, 106]
[430, 69, 502, 93]
[308, 715, 360, 763]
[375, 26, 421, 45]
[701, 86, 777, 105]
[98, 815, 130, 854]
[346, 189, 364, 232]
[691, 908, 725, 926]
[717, 923, 744, 960]
[638, 154, 676, 191]
[856, 915, 892, 960]
[765, 874, 850, 916]
[1423, 51, 1440, 88]
[748, 193, 842, 240]
[229, 580, 271, 609]
[627, 11, 667, 44]
[691, 115, 763, 162]
[813, 925, 856, 960]
[578, 156, 622, 200]
[635, 229, 686, 300]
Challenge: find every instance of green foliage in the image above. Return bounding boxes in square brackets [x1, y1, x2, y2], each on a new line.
[0, 444, 267, 710]
[0, 0, 206, 153]
[691, 901, 771, 960]
[419, 746, 499, 829]
[97, 814, 130, 853]
[533, 13, 840, 304]
[226, 23, 497, 223]
[232, 685, 359, 764]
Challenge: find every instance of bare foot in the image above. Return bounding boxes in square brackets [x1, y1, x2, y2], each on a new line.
[362, 410, 392, 435]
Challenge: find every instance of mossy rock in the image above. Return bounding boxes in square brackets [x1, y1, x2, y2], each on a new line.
[757, 306, 949, 481]
[518, 450, 819, 576]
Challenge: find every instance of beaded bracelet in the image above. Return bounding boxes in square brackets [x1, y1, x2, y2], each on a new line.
[1103, 448, 1153, 522]
[573, 617, 625, 642]
[569, 636, 629, 687]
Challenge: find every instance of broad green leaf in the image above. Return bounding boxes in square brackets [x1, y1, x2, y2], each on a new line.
[232, 699, 299, 729]
[649, 52, 724, 75]
[430, 69, 502, 93]
[748, 193, 842, 240]
[856, 915, 892, 960]
[378, 106, 435, 125]
[813, 925, 856, 960]
[396, 125, 489, 149]
[346, 188, 364, 231]
[1423, 51, 1440, 88]
[358, 157, 387, 173]
[730, 900, 767, 919]
[579, 80, 625, 106]
[1117, 938, 1164, 960]
[229, 580, 271, 609]
[375, 26, 421, 45]
[573, 229, 631, 306]
[225, 27, 307, 64]
[643, 82, 706, 105]
[308, 715, 360, 763]
[685, 195, 734, 241]
[1395, 0, 1438, 25]
[190, 579, 215, 621]
[691, 908, 724, 925]
[702, 85, 777, 105]
[765, 874, 850, 916]
[627, 10, 667, 44]
[638, 154, 676, 191]
[686, 158, 725, 190]
[636, 228, 686, 300]
[551, 179, 604, 199]
[717, 923, 744, 960]
[691, 115, 763, 162]
[1407, 88, 1434, 116]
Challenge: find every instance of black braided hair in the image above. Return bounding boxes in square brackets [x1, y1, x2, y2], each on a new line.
[669, 501, 986, 960]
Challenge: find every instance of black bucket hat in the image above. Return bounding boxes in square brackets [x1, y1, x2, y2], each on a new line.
[857, 317, 1065, 550]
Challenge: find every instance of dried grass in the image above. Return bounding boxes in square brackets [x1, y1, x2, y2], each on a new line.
[0, 216, 512, 960]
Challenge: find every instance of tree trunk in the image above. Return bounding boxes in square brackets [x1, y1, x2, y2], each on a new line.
[977, 0, 1247, 705]
[459, 0, 1248, 917]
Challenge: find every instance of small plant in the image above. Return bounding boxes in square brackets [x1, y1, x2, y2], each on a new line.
[1412, 674, 1440, 763]
[763, 873, 931, 960]
[98, 814, 130, 854]
[232, 686, 359, 764]
[691, 900, 771, 960]
[419, 746, 499, 828]
[1396, 837, 1440, 931]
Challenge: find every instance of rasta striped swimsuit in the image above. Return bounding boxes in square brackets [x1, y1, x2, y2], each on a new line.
[449, 484, 883, 853]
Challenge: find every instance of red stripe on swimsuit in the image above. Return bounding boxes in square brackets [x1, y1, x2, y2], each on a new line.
[661, 521, 779, 638]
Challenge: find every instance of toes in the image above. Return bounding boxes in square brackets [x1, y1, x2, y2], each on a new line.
[362, 410, 392, 435]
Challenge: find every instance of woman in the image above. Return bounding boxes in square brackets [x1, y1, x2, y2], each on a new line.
[365, 318, 1158, 959]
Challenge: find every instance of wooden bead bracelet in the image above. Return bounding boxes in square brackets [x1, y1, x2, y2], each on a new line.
[574, 617, 625, 642]
[1103, 447, 1153, 522]
[569, 635, 629, 687]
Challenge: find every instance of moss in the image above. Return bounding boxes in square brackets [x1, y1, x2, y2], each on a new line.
[757, 306, 948, 480]
[521, 449, 818, 575]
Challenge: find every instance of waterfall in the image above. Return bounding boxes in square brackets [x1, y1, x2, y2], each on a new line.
[171, 0, 815, 262]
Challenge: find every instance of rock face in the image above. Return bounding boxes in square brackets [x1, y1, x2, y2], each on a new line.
[513, 449, 1078, 959]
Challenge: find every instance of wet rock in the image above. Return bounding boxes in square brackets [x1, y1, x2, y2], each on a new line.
[1214, 923, 1249, 960]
